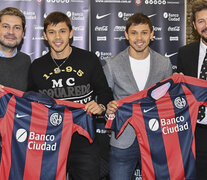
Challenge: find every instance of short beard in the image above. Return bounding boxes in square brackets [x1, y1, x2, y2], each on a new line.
[0, 40, 18, 50]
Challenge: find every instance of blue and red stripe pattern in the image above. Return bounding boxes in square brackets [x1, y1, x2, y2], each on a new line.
[0, 87, 94, 180]
[106, 74, 207, 180]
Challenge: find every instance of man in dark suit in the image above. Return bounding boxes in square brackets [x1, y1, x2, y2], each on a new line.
[177, 0, 207, 179]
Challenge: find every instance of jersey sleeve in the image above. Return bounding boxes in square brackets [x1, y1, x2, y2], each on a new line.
[105, 102, 134, 138]
[0, 92, 12, 119]
[56, 98, 95, 142]
[181, 75, 207, 105]
[71, 107, 95, 143]
[0, 87, 24, 126]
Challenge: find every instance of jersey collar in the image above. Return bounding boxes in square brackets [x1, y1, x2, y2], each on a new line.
[23, 91, 56, 107]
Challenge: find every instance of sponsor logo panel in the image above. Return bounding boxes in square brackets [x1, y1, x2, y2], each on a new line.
[144, 0, 166, 5]
[95, 51, 112, 60]
[22, 11, 37, 20]
[118, 12, 134, 21]
[163, 12, 181, 22]
[97, 36, 107, 41]
[114, 26, 126, 32]
[95, 26, 108, 32]
[67, 11, 85, 21]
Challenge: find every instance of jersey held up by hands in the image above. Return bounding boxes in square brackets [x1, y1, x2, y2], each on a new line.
[106, 74, 207, 180]
[0, 87, 94, 180]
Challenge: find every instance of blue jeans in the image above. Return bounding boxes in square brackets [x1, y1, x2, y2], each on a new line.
[109, 139, 141, 180]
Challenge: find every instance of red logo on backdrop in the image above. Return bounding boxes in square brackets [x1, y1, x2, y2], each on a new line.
[135, 0, 142, 6]
[36, 0, 42, 4]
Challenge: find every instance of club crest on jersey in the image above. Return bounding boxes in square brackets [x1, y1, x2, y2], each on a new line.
[108, 114, 116, 120]
[174, 97, 186, 109]
[50, 113, 62, 126]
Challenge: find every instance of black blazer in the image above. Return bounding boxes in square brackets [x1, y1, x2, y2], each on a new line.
[177, 41, 200, 78]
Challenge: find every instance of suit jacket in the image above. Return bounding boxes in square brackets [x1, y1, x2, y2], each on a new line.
[177, 42, 207, 179]
[177, 41, 200, 77]
[103, 47, 172, 149]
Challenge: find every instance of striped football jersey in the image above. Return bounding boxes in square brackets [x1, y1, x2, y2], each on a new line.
[0, 87, 94, 180]
[106, 74, 207, 180]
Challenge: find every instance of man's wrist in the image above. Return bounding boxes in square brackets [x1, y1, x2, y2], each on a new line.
[99, 104, 106, 113]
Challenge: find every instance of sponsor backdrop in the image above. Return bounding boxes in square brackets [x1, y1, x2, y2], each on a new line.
[0, 0, 90, 61]
[0, 0, 185, 179]
[91, 0, 185, 71]
[0, 0, 185, 68]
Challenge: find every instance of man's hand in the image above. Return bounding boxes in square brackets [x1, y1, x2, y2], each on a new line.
[106, 100, 118, 115]
[0, 84, 4, 92]
[173, 72, 184, 75]
[85, 100, 105, 115]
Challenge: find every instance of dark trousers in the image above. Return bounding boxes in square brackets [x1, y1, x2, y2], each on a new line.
[96, 133, 110, 180]
[195, 124, 207, 180]
[67, 134, 100, 180]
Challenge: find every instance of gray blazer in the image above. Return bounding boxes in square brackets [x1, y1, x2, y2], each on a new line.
[103, 47, 172, 149]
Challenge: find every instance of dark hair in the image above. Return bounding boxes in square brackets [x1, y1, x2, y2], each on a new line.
[192, 0, 207, 22]
[44, 11, 72, 32]
[126, 13, 153, 33]
[0, 7, 26, 32]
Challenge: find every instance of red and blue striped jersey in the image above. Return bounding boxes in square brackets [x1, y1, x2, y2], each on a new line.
[0, 87, 94, 180]
[106, 74, 207, 180]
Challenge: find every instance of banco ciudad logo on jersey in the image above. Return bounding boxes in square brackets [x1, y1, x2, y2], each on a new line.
[16, 128, 57, 151]
[148, 98, 188, 135]
[50, 113, 63, 126]
[149, 115, 189, 135]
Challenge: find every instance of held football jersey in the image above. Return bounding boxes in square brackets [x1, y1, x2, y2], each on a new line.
[106, 74, 207, 180]
[0, 87, 94, 180]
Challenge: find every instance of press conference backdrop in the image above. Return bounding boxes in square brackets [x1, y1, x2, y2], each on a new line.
[0, 0, 185, 179]
[0, 0, 185, 67]
[91, 0, 185, 70]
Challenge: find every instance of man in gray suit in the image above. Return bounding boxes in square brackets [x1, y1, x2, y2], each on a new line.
[103, 13, 172, 180]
